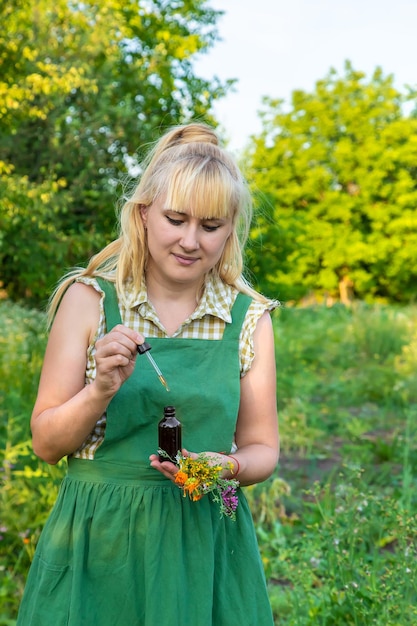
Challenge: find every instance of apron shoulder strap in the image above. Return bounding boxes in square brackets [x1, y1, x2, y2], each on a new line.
[223, 292, 252, 340]
[95, 279, 252, 339]
[96, 277, 122, 330]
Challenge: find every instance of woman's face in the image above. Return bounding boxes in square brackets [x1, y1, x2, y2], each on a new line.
[140, 197, 233, 289]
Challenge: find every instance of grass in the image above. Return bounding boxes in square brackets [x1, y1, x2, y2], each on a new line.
[247, 302, 417, 625]
[1, 299, 417, 625]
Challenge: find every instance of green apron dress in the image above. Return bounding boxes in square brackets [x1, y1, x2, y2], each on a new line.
[17, 280, 274, 626]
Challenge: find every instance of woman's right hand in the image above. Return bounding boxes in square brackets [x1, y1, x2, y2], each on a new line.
[94, 324, 145, 398]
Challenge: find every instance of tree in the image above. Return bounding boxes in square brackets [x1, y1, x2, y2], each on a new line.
[245, 62, 417, 304]
[0, 0, 233, 304]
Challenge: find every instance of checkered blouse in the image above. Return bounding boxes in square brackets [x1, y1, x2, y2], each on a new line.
[72, 275, 276, 459]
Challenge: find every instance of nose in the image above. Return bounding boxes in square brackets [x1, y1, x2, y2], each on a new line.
[179, 224, 200, 251]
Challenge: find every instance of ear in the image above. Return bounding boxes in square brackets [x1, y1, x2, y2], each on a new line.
[139, 204, 148, 227]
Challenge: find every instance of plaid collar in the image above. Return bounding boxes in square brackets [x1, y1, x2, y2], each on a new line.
[126, 274, 234, 324]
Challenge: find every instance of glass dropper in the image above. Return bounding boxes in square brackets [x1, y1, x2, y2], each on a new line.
[137, 342, 170, 391]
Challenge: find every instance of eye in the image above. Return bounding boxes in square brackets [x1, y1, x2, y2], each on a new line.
[166, 215, 184, 226]
[202, 224, 221, 232]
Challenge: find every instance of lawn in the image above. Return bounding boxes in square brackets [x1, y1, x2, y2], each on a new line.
[1, 299, 416, 625]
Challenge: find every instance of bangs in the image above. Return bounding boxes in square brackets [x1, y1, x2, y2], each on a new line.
[159, 156, 241, 220]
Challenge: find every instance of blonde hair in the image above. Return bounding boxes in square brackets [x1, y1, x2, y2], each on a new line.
[48, 122, 269, 325]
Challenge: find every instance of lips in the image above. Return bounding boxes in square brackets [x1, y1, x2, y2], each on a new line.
[173, 253, 199, 265]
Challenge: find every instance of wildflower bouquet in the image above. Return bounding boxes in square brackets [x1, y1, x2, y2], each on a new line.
[159, 450, 240, 520]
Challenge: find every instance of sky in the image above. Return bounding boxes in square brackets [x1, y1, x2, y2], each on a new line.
[194, 0, 417, 152]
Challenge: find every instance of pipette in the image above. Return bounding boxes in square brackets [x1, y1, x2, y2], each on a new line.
[137, 342, 170, 391]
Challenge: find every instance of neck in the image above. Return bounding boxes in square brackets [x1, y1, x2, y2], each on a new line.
[144, 271, 205, 335]
[144, 269, 205, 305]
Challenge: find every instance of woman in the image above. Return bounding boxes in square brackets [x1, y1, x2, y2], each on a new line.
[17, 123, 279, 625]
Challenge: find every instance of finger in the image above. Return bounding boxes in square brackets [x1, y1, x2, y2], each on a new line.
[112, 324, 144, 344]
[181, 448, 197, 460]
[99, 327, 142, 353]
[149, 456, 178, 480]
[97, 336, 138, 363]
[97, 350, 134, 369]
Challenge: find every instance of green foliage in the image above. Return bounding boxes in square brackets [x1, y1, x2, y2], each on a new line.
[274, 303, 414, 423]
[246, 303, 417, 625]
[264, 467, 417, 625]
[0, 0, 233, 305]
[0, 301, 65, 621]
[246, 62, 417, 304]
[0, 174, 103, 306]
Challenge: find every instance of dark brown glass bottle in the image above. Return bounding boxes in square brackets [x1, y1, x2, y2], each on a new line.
[158, 406, 182, 462]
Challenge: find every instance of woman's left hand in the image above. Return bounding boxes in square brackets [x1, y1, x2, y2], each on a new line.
[149, 453, 179, 481]
[149, 448, 235, 482]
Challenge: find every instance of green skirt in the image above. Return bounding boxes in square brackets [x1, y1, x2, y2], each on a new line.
[17, 458, 274, 626]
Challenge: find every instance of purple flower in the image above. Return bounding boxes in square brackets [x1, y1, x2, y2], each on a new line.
[221, 485, 239, 515]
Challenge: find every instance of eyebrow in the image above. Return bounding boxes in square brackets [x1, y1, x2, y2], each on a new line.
[164, 208, 227, 222]
[164, 208, 187, 215]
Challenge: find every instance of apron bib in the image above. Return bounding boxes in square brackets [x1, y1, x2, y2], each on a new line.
[94, 278, 251, 471]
